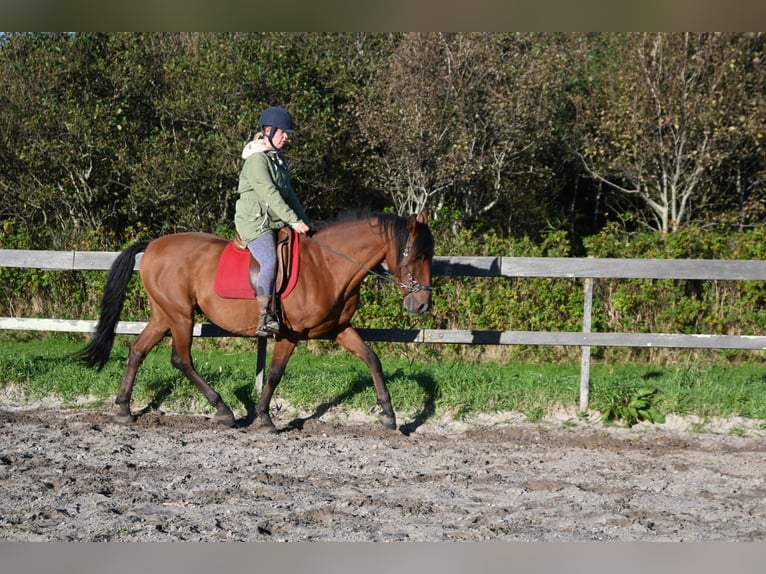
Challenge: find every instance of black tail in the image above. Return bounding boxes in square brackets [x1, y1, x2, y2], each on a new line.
[73, 241, 151, 370]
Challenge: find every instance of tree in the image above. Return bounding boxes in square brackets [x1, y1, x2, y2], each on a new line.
[351, 33, 569, 236]
[0, 33, 172, 245]
[0, 33, 375, 246]
[572, 33, 766, 233]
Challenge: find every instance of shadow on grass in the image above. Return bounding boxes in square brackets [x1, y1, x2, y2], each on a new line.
[284, 368, 440, 436]
[284, 375, 370, 432]
[136, 377, 177, 417]
[398, 369, 438, 436]
[233, 383, 257, 427]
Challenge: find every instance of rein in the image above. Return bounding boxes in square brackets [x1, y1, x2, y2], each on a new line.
[304, 234, 433, 294]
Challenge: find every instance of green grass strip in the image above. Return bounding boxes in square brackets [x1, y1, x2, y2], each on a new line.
[1, 334, 764, 428]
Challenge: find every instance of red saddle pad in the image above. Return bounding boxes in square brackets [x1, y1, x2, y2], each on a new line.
[214, 242, 257, 299]
[214, 235, 301, 300]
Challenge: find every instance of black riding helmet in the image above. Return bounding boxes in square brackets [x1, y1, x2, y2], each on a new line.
[258, 105, 297, 148]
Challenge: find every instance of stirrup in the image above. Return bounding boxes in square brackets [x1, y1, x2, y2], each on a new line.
[256, 316, 280, 337]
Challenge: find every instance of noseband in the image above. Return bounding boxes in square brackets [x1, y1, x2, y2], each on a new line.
[398, 236, 434, 294]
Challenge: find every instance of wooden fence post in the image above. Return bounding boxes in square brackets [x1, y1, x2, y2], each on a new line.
[255, 336, 267, 394]
[580, 277, 594, 412]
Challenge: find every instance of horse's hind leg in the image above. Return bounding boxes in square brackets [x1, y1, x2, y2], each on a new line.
[335, 326, 396, 430]
[115, 320, 169, 424]
[169, 323, 236, 427]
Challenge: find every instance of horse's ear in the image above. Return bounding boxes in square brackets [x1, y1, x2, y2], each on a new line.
[407, 214, 418, 233]
[416, 209, 428, 225]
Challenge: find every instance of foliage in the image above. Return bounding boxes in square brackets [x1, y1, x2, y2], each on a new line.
[0, 32, 380, 246]
[2, 33, 763, 251]
[597, 384, 666, 428]
[583, 224, 766, 344]
[351, 33, 570, 234]
[571, 32, 766, 233]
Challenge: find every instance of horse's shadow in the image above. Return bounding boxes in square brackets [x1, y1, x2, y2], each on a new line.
[233, 384, 258, 426]
[276, 368, 439, 436]
[397, 370, 438, 435]
[127, 367, 439, 435]
[136, 377, 177, 417]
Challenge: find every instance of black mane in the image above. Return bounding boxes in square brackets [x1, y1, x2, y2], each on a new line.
[314, 210, 433, 267]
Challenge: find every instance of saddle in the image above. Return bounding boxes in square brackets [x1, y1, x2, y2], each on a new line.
[213, 227, 301, 301]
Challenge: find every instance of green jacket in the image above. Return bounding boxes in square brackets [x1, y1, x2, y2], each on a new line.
[234, 140, 310, 244]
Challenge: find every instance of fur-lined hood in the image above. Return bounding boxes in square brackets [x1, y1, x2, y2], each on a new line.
[241, 138, 272, 159]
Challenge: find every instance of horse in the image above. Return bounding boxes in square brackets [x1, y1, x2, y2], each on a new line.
[75, 210, 434, 432]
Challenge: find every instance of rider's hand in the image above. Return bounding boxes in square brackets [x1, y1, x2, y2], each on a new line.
[293, 221, 311, 234]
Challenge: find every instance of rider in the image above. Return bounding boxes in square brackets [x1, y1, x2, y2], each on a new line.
[235, 105, 312, 337]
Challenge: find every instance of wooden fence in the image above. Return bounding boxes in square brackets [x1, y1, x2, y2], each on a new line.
[2, 249, 766, 410]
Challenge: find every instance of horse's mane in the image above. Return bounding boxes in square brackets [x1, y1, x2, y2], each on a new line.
[311, 208, 378, 230]
[313, 210, 434, 265]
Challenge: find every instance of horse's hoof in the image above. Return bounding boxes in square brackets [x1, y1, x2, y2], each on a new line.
[215, 413, 236, 427]
[378, 413, 397, 430]
[211, 402, 236, 427]
[255, 418, 279, 433]
[115, 413, 135, 425]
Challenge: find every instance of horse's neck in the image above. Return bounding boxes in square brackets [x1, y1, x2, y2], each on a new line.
[311, 223, 388, 276]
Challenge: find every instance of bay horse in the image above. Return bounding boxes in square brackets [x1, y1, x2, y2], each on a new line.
[75, 211, 434, 432]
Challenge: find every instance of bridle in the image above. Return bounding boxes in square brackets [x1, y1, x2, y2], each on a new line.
[397, 236, 434, 293]
[305, 233, 434, 294]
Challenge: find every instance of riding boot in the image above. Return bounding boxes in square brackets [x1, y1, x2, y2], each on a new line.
[256, 295, 280, 337]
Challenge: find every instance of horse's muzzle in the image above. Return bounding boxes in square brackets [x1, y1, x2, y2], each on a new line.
[404, 292, 431, 315]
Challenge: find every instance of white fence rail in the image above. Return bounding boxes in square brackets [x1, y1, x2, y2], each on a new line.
[2, 249, 766, 409]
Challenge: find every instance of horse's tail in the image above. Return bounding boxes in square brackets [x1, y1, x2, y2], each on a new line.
[73, 240, 151, 370]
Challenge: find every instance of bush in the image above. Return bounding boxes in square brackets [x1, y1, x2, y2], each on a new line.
[3, 221, 765, 366]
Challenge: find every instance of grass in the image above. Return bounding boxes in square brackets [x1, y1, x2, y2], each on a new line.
[1, 332, 765, 428]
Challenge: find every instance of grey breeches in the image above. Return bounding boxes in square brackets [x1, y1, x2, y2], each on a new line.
[246, 231, 277, 296]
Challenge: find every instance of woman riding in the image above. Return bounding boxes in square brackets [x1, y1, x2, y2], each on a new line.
[235, 105, 312, 337]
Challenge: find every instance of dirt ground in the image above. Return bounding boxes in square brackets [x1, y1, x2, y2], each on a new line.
[1, 402, 765, 542]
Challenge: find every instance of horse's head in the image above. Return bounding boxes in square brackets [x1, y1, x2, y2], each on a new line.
[390, 210, 435, 316]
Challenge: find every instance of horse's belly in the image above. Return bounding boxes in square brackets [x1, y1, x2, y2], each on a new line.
[197, 295, 262, 337]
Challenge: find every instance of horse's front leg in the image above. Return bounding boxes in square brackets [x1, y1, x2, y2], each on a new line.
[255, 338, 297, 432]
[335, 326, 396, 430]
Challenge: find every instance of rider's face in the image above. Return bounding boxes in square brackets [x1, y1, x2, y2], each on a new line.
[268, 127, 289, 149]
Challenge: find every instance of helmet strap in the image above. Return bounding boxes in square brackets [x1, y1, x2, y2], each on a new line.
[263, 125, 278, 149]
